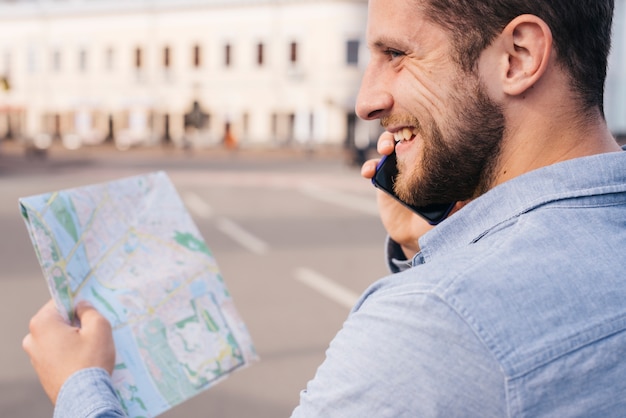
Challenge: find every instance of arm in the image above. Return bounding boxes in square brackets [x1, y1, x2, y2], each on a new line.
[54, 368, 126, 418]
[23, 299, 125, 417]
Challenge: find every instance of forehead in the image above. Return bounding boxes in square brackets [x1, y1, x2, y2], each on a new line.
[366, 0, 447, 49]
[367, 0, 425, 30]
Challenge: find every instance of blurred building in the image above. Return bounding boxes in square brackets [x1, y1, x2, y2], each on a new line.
[606, 0, 626, 141]
[1, 0, 624, 151]
[0, 0, 378, 150]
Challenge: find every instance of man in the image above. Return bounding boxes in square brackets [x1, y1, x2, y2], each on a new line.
[24, 0, 626, 416]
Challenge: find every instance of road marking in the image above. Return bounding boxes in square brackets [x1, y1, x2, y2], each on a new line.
[183, 192, 213, 219]
[294, 267, 360, 309]
[299, 183, 379, 216]
[182, 192, 268, 255]
[216, 217, 269, 255]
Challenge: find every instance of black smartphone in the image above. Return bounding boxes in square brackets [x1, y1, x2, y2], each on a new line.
[372, 150, 455, 225]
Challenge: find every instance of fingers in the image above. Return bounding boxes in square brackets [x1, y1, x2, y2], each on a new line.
[21, 333, 32, 356]
[361, 131, 395, 179]
[35, 299, 63, 323]
[376, 131, 395, 155]
[75, 302, 116, 375]
[22, 299, 73, 404]
[75, 301, 110, 331]
[26, 299, 64, 341]
[23, 299, 68, 359]
[361, 159, 379, 179]
[23, 299, 117, 405]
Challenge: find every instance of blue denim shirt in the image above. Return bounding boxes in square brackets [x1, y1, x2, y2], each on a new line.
[56, 151, 626, 417]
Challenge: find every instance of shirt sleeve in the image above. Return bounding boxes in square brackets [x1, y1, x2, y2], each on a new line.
[291, 279, 507, 417]
[54, 368, 126, 418]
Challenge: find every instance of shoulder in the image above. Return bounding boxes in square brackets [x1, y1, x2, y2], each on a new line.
[293, 272, 507, 417]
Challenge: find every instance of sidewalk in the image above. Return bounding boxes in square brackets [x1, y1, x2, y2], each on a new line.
[1, 138, 348, 160]
[0, 138, 361, 177]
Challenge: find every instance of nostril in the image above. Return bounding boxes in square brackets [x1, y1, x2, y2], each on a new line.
[367, 109, 384, 119]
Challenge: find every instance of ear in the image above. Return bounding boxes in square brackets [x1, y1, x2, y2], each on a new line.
[501, 14, 552, 96]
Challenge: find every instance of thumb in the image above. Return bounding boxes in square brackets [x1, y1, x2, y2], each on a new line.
[74, 302, 112, 334]
[74, 302, 116, 375]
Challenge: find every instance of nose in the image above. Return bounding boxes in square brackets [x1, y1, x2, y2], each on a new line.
[355, 64, 393, 121]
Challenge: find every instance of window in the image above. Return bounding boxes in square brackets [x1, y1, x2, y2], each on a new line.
[309, 112, 315, 136]
[289, 41, 298, 64]
[78, 49, 87, 72]
[346, 40, 359, 66]
[224, 43, 231, 67]
[257, 43, 264, 66]
[27, 45, 37, 73]
[2, 51, 11, 75]
[242, 112, 249, 135]
[271, 113, 277, 137]
[105, 47, 114, 71]
[51, 49, 61, 72]
[134, 47, 142, 69]
[193, 44, 201, 68]
[163, 46, 170, 69]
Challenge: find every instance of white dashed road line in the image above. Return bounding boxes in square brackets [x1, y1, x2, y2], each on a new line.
[215, 217, 269, 255]
[183, 192, 213, 219]
[184, 192, 268, 255]
[294, 267, 360, 310]
[298, 183, 379, 216]
[184, 190, 361, 308]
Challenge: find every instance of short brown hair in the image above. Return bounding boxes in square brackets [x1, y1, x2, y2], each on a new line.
[422, 0, 614, 112]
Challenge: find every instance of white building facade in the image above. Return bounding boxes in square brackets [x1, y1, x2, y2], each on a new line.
[605, 0, 626, 138]
[0, 0, 373, 149]
[1, 0, 625, 150]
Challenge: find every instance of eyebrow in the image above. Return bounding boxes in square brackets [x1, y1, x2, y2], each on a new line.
[370, 36, 399, 51]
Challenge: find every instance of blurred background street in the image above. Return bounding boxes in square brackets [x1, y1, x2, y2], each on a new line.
[0, 141, 389, 417]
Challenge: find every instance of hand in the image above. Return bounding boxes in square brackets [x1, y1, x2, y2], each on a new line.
[22, 299, 115, 405]
[361, 131, 440, 258]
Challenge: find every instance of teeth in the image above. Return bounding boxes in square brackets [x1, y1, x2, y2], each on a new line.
[393, 128, 416, 142]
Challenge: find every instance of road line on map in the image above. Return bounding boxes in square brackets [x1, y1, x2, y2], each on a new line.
[216, 218, 269, 255]
[183, 192, 213, 219]
[294, 267, 359, 309]
[298, 183, 378, 216]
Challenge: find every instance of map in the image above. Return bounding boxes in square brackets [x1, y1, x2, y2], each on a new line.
[19, 171, 258, 417]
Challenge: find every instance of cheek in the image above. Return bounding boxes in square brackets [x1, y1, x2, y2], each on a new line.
[403, 63, 450, 122]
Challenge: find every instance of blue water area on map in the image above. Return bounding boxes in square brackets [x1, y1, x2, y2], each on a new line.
[66, 242, 91, 291]
[87, 282, 130, 327]
[40, 193, 84, 262]
[113, 327, 171, 416]
[189, 280, 208, 298]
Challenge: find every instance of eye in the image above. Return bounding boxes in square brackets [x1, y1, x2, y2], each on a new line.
[384, 48, 405, 60]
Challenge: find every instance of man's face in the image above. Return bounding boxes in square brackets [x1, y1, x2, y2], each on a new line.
[356, 0, 505, 205]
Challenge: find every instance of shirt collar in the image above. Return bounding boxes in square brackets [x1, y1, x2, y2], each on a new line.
[416, 150, 626, 264]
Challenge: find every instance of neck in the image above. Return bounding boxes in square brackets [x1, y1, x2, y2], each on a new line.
[491, 99, 621, 189]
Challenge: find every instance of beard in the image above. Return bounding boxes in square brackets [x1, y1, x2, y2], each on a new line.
[392, 78, 505, 206]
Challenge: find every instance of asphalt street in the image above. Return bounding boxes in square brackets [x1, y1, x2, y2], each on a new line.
[0, 141, 389, 417]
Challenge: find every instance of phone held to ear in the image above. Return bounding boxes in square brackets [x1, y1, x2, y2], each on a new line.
[372, 150, 455, 225]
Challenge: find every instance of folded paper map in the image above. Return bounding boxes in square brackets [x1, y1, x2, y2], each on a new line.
[19, 171, 257, 417]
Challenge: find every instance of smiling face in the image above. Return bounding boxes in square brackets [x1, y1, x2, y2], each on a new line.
[393, 72, 505, 205]
[356, 0, 505, 205]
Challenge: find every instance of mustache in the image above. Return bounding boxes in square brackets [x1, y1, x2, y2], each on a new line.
[380, 115, 422, 132]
